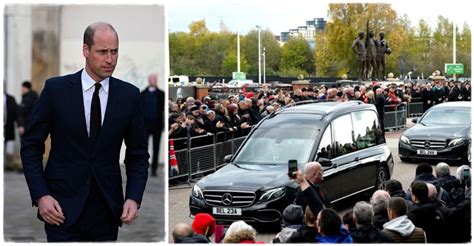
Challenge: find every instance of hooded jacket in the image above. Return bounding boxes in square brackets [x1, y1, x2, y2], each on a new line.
[382, 215, 426, 243]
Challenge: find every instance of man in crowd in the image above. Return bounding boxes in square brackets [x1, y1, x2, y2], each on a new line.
[382, 197, 426, 243]
[370, 190, 391, 229]
[407, 181, 445, 243]
[350, 201, 392, 243]
[293, 162, 331, 217]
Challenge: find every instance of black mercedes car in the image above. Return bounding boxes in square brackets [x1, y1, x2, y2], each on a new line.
[399, 101, 471, 164]
[189, 101, 394, 225]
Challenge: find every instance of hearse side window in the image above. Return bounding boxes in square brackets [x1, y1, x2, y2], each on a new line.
[332, 114, 356, 157]
[316, 125, 333, 160]
[351, 110, 384, 150]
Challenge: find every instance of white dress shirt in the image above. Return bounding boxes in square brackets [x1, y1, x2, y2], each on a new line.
[81, 69, 109, 136]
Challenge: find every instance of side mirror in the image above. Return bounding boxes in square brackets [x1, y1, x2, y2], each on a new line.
[411, 118, 418, 123]
[224, 155, 233, 164]
[318, 158, 333, 167]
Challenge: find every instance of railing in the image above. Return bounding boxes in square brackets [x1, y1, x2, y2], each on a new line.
[169, 131, 247, 182]
[383, 104, 407, 131]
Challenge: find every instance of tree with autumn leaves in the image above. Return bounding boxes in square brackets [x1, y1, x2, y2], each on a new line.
[169, 4, 471, 78]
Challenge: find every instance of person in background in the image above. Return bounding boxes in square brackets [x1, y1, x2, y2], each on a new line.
[18, 80, 38, 137]
[141, 73, 165, 177]
[382, 197, 426, 243]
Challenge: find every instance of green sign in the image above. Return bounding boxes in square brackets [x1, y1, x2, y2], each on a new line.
[232, 72, 246, 80]
[445, 63, 464, 74]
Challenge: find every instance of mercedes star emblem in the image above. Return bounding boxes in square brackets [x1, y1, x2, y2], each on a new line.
[424, 141, 431, 148]
[222, 193, 233, 206]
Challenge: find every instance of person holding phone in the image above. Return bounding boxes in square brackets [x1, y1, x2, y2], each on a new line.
[291, 162, 331, 217]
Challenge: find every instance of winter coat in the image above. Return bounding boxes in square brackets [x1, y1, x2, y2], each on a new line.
[382, 215, 426, 243]
[350, 224, 393, 243]
[316, 225, 353, 243]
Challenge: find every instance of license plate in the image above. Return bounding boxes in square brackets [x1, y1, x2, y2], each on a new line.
[417, 149, 437, 155]
[212, 207, 242, 216]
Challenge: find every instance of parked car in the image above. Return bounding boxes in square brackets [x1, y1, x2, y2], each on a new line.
[399, 101, 471, 164]
[190, 101, 394, 226]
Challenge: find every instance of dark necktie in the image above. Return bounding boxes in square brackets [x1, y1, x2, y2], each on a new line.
[90, 83, 102, 143]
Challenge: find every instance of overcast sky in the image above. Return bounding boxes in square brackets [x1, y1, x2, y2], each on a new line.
[168, 0, 473, 34]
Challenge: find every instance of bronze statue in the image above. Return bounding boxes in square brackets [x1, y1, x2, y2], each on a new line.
[365, 30, 377, 80]
[352, 32, 366, 81]
[376, 32, 390, 80]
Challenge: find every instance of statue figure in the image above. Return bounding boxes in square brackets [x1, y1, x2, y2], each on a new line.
[376, 32, 390, 80]
[352, 32, 366, 81]
[365, 31, 377, 80]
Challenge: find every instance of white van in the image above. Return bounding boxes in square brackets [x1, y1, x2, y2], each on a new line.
[227, 79, 254, 87]
[168, 75, 189, 86]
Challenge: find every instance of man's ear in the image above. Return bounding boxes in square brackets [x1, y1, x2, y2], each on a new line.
[83, 44, 90, 58]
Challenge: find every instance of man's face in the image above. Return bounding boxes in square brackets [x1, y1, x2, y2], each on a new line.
[83, 29, 118, 82]
[148, 74, 157, 87]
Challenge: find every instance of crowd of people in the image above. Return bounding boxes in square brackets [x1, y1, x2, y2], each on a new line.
[168, 77, 471, 142]
[172, 161, 471, 243]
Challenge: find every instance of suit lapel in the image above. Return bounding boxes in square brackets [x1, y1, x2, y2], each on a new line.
[69, 70, 89, 142]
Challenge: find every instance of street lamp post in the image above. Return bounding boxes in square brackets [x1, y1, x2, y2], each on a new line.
[263, 47, 266, 84]
[256, 25, 262, 84]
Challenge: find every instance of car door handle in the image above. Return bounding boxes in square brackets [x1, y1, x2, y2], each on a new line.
[354, 157, 360, 162]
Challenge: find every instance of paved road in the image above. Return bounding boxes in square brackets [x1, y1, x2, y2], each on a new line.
[4, 165, 165, 242]
[168, 129, 460, 243]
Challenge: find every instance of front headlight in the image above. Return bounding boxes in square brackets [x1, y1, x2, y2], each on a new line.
[258, 187, 285, 203]
[400, 135, 410, 144]
[448, 138, 465, 147]
[192, 184, 204, 199]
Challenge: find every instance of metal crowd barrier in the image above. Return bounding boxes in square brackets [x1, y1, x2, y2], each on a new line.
[407, 101, 424, 117]
[169, 131, 248, 182]
[383, 104, 407, 131]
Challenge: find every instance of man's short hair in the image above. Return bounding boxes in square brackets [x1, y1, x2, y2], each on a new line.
[411, 181, 429, 203]
[318, 208, 342, 236]
[435, 162, 450, 177]
[83, 22, 118, 49]
[415, 163, 433, 176]
[385, 179, 403, 193]
[388, 197, 408, 217]
[353, 201, 374, 225]
[22, 81, 32, 89]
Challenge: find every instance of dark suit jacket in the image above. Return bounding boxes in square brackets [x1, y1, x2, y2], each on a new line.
[140, 87, 165, 133]
[4, 93, 18, 141]
[21, 70, 149, 227]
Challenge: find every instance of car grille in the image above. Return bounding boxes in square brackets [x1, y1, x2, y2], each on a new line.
[411, 139, 446, 149]
[203, 191, 256, 207]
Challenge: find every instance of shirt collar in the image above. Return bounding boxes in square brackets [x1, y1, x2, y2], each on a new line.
[81, 69, 110, 93]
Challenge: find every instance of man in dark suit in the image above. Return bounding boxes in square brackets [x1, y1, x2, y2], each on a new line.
[21, 22, 149, 242]
[141, 73, 165, 177]
[18, 80, 38, 137]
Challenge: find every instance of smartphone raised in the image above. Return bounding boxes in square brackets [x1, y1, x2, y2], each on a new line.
[288, 159, 298, 178]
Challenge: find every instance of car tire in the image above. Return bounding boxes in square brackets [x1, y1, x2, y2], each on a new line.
[375, 167, 389, 190]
